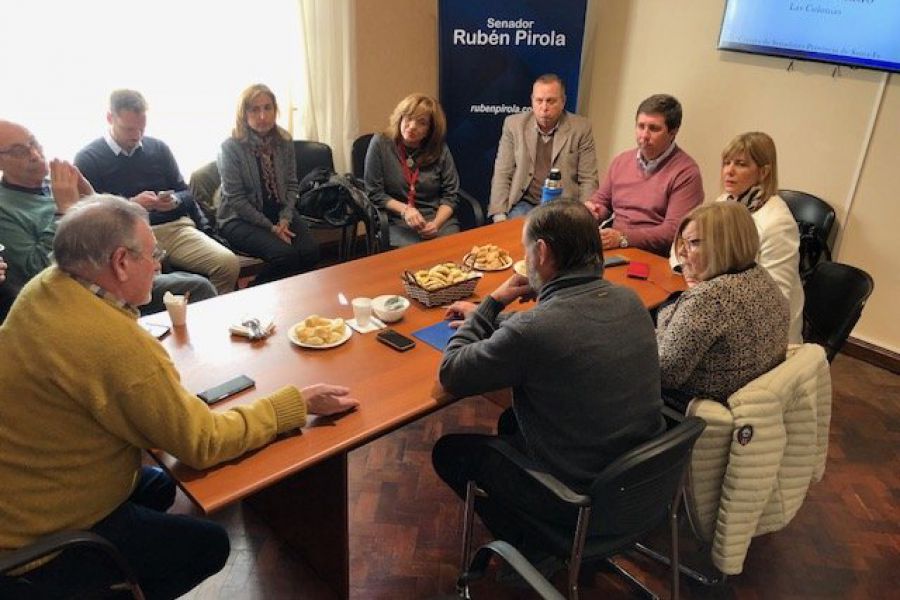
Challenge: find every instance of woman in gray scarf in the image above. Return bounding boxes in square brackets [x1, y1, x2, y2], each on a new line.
[217, 84, 319, 285]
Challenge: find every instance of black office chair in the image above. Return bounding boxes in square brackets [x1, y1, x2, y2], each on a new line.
[351, 132, 485, 248]
[802, 261, 874, 361]
[779, 190, 836, 280]
[294, 140, 334, 181]
[458, 540, 565, 600]
[351, 133, 374, 179]
[0, 530, 144, 599]
[456, 417, 706, 600]
[293, 140, 366, 261]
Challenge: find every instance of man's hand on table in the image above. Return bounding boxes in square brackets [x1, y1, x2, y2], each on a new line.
[600, 227, 624, 250]
[301, 384, 359, 416]
[490, 272, 535, 306]
[444, 300, 477, 329]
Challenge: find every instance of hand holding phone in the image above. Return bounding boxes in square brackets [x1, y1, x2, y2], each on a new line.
[156, 190, 180, 211]
[376, 329, 416, 352]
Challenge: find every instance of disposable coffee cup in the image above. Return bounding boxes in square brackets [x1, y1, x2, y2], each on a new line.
[163, 291, 188, 327]
[351, 297, 373, 327]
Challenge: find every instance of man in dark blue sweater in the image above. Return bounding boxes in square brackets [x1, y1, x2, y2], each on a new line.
[75, 90, 239, 294]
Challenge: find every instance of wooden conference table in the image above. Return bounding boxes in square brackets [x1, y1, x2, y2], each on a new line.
[147, 219, 684, 598]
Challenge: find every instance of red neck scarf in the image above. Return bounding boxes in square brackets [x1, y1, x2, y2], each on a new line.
[397, 143, 420, 207]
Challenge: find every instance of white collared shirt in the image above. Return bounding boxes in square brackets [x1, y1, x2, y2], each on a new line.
[104, 131, 142, 157]
[636, 141, 676, 174]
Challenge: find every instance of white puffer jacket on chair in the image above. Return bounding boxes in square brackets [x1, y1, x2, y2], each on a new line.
[683, 343, 832, 575]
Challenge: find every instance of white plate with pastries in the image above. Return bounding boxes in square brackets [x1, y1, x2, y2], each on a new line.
[463, 244, 513, 271]
[288, 315, 352, 349]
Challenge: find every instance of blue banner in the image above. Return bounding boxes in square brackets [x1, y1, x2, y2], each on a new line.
[439, 0, 588, 207]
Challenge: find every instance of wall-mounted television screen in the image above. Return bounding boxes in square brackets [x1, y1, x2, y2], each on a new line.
[718, 0, 900, 74]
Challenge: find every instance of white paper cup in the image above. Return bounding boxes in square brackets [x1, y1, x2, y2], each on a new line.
[165, 299, 188, 327]
[351, 297, 373, 327]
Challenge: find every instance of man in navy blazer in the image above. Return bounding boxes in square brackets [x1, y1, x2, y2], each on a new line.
[488, 74, 599, 222]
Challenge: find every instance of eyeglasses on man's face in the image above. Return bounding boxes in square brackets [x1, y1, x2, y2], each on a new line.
[124, 244, 167, 263]
[0, 138, 43, 160]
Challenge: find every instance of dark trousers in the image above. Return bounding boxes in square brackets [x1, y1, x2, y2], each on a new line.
[11, 467, 230, 600]
[0, 283, 19, 324]
[220, 214, 320, 285]
[432, 409, 578, 555]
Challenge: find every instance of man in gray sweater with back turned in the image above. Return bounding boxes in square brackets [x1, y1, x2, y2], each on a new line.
[432, 200, 663, 569]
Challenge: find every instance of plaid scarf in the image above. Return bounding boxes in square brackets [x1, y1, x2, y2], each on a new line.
[248, 131, 281, 204]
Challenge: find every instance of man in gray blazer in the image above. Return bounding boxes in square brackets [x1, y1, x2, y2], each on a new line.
[488, 74, 599, 222]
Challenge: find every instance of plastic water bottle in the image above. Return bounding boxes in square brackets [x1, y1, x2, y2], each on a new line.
[541, 168, 562, 203]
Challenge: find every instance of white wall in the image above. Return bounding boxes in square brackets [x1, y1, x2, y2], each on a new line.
[583, 0, 899, 353]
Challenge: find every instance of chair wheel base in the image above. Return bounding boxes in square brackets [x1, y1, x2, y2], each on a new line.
[634, 542, 725, 586]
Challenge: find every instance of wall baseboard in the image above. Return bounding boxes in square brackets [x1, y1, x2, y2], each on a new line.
[842, 337, 900, 374]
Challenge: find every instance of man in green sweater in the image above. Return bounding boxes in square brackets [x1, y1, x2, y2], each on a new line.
[0, 196, 359, 598]
[0, 119, 217, 315]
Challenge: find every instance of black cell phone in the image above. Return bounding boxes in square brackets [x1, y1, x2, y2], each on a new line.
[141, 322, 171, 339]
[376, 329, 416, 352]
[197, 375, 255, 405]
[603, 254, 630, 268]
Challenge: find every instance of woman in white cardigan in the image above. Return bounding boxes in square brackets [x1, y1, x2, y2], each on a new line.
[716, 132, 804, 344]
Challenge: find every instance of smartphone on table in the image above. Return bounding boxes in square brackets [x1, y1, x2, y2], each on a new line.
[197, 375, 255, 405]
[376, 329, 416, 352]
[141, 322, 171, 339]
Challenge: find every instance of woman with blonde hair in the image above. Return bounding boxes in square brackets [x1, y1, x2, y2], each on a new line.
[717, 131, 803, 343]
[364, 93, 460, 246]
[657, 202, 789, 406]
[216, 84, 319, 284]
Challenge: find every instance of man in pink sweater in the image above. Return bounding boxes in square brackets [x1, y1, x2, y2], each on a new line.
[586, 94, 703, 256]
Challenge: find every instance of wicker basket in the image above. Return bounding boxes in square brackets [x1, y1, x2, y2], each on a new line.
[402, 270, 482, 307]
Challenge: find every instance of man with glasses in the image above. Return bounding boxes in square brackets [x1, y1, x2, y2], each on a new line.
[75, 89, 240, 294]
[0, 119, 216, 314]
[0, 195, 359, 598]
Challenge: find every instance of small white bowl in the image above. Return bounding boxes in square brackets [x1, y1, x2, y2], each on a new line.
[372, 295, 410, 323]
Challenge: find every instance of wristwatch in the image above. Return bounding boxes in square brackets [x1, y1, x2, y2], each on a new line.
[619, 233, 629, 248]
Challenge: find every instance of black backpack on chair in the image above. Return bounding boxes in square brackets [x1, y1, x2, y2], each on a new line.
[297, 168, 387, 256]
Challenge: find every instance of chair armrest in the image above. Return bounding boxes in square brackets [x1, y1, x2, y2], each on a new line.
[0, 531, 133, 578]
[484, 442, 591, 507]
[375, 208, 391, 250]
[458, 540, 565, 600]
[458, 189, 485, 228]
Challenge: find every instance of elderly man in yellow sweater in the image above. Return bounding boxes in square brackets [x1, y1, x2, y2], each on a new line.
[0, 196, 359, 598]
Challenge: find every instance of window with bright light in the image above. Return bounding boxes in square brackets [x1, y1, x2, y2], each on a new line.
[0, 0, 307, 178]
